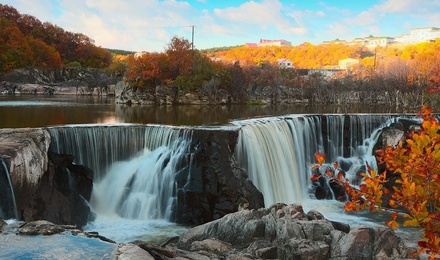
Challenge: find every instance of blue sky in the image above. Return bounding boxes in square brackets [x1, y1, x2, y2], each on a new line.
[3, 0, 440, 52]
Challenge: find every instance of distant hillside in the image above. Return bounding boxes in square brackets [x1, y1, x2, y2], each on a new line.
[106, 49, 136, 55]
[0, 4, 112, 72]
[204, 39, 440, 70]
[200, 45, 242, 54]
[205, 43, 373, 69]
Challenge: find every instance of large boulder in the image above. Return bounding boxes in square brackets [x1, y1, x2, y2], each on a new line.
[176, 203, 416, 260]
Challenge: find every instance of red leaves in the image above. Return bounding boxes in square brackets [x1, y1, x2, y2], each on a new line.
[310, 174, 322, 182]
[313, 106, 440, 258]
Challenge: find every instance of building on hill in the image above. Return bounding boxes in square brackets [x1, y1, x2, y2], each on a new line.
[364, 36, 395, 48]
[258, 39, 292, 47]
[339, 58, 359, 70]
[134, 51, 147, 59]
[394, 27, 440, 44]
[322, 27, 440, 48]
[277, 59, 293, 69]
[245, 43, 258, 47]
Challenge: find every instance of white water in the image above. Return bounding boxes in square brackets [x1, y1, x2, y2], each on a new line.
[234, 116, 323, 205]
[47, 116, 401, 242]
[234, 114, 395, 207]
[49, 125, 192, 242]
[90, 141, 189, 220]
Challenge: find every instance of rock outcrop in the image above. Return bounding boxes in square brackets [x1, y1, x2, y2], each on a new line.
[0, 206, 421, 259]
[175, 203, 417, 260]
[0, 68, 115, 95]
[174, 128, 265, 225]
[0, 129, 93, 227]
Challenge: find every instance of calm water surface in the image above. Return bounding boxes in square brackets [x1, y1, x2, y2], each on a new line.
[0, 94, 410, 128]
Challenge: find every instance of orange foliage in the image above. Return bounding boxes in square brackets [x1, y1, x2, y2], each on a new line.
[214, 42, 370, 69]
[0, 4, 111, 70]
[311, 106, 440, 258]
[342, 106, 440, 259]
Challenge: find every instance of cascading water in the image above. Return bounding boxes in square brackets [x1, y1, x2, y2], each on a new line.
[48, 125, 149, 181]
[45, 115, 409, 242]
[234, 116, 323, 205]
[48, 124, 193, 242]
[90, 138, 190, 220]
[233, 114, 396, 206]
[0, 158, 18, 220]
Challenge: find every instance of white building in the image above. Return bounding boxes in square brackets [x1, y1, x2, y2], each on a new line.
[277, 59, 293, 69]
[365, 36, 394, 48]
[258, 39, 292, 47]
[394, 27, 440, 44]
[339, 58, 359, 70]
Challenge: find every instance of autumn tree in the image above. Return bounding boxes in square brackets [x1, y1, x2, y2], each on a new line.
[165, 36, 193, 79]
[313, 106, 440, 258]
[0, 4, 112, 69]
[125, 52, 167, 93]
[0, 18, 33, 71]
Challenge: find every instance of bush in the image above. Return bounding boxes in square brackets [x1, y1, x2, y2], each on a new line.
[312, 106, 440, 258]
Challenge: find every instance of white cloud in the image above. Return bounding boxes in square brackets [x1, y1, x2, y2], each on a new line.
[345, 10, 380, 27]
[212, 0, 306, 37]
[3, 0, 440, 51]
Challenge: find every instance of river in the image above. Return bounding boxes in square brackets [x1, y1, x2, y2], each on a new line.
[0, 94, 411, 128]
[0, 94, 422, 258]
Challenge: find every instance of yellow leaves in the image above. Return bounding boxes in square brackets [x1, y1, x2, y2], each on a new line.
[403, 218, 420, 227]
[386, 212, 400, 230]
[388, 199, 398, 208]
[314, 152, 326, 166]
[336, 106, 440, 257]
[386, 220, 399, 230]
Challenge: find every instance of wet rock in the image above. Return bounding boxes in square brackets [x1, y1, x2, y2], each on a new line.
[116, 244, 155, 260]
[17, 220, 74, 235]
[330, 226, 403, 260]
[132, 240, 176, 259]
[174, 128, 265, 225]
[175, 204, 413, 260]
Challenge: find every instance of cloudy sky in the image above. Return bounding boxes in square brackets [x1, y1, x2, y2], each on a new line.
[3, 0, 440, 52]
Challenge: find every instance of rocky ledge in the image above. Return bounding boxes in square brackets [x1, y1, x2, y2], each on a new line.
[0, 128, 93, 227]
[0, 203, 420, 259]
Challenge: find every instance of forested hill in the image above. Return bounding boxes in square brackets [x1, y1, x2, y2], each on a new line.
[204, 40, 440, 72]
[0, 4, 112, 72]
[208, 43, 372, 68]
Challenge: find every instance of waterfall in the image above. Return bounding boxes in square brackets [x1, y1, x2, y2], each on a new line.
[234, 114, 396, 206]
[48, 125, 149, 181]
[234, 116, 323, 205]
[0, 157, 18, 219]
[48, 124, 192, 221]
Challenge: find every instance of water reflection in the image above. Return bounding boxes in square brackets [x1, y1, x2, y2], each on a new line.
[0, 94, 416, 128]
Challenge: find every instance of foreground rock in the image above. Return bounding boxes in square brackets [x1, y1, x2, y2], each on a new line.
[1, 204, 422, 260]
[176, 203, 417, 260]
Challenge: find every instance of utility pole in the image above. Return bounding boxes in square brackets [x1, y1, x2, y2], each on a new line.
[191, 25, 195, 75]
[191, 25, 194, 51]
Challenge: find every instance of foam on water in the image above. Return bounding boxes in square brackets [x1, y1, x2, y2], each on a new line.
[84, 216, 188, 243]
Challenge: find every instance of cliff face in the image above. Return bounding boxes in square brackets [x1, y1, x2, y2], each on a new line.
[0, 68, 114, 95]
[173, 128, 265, 224]
[0, 128, 92, 227]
